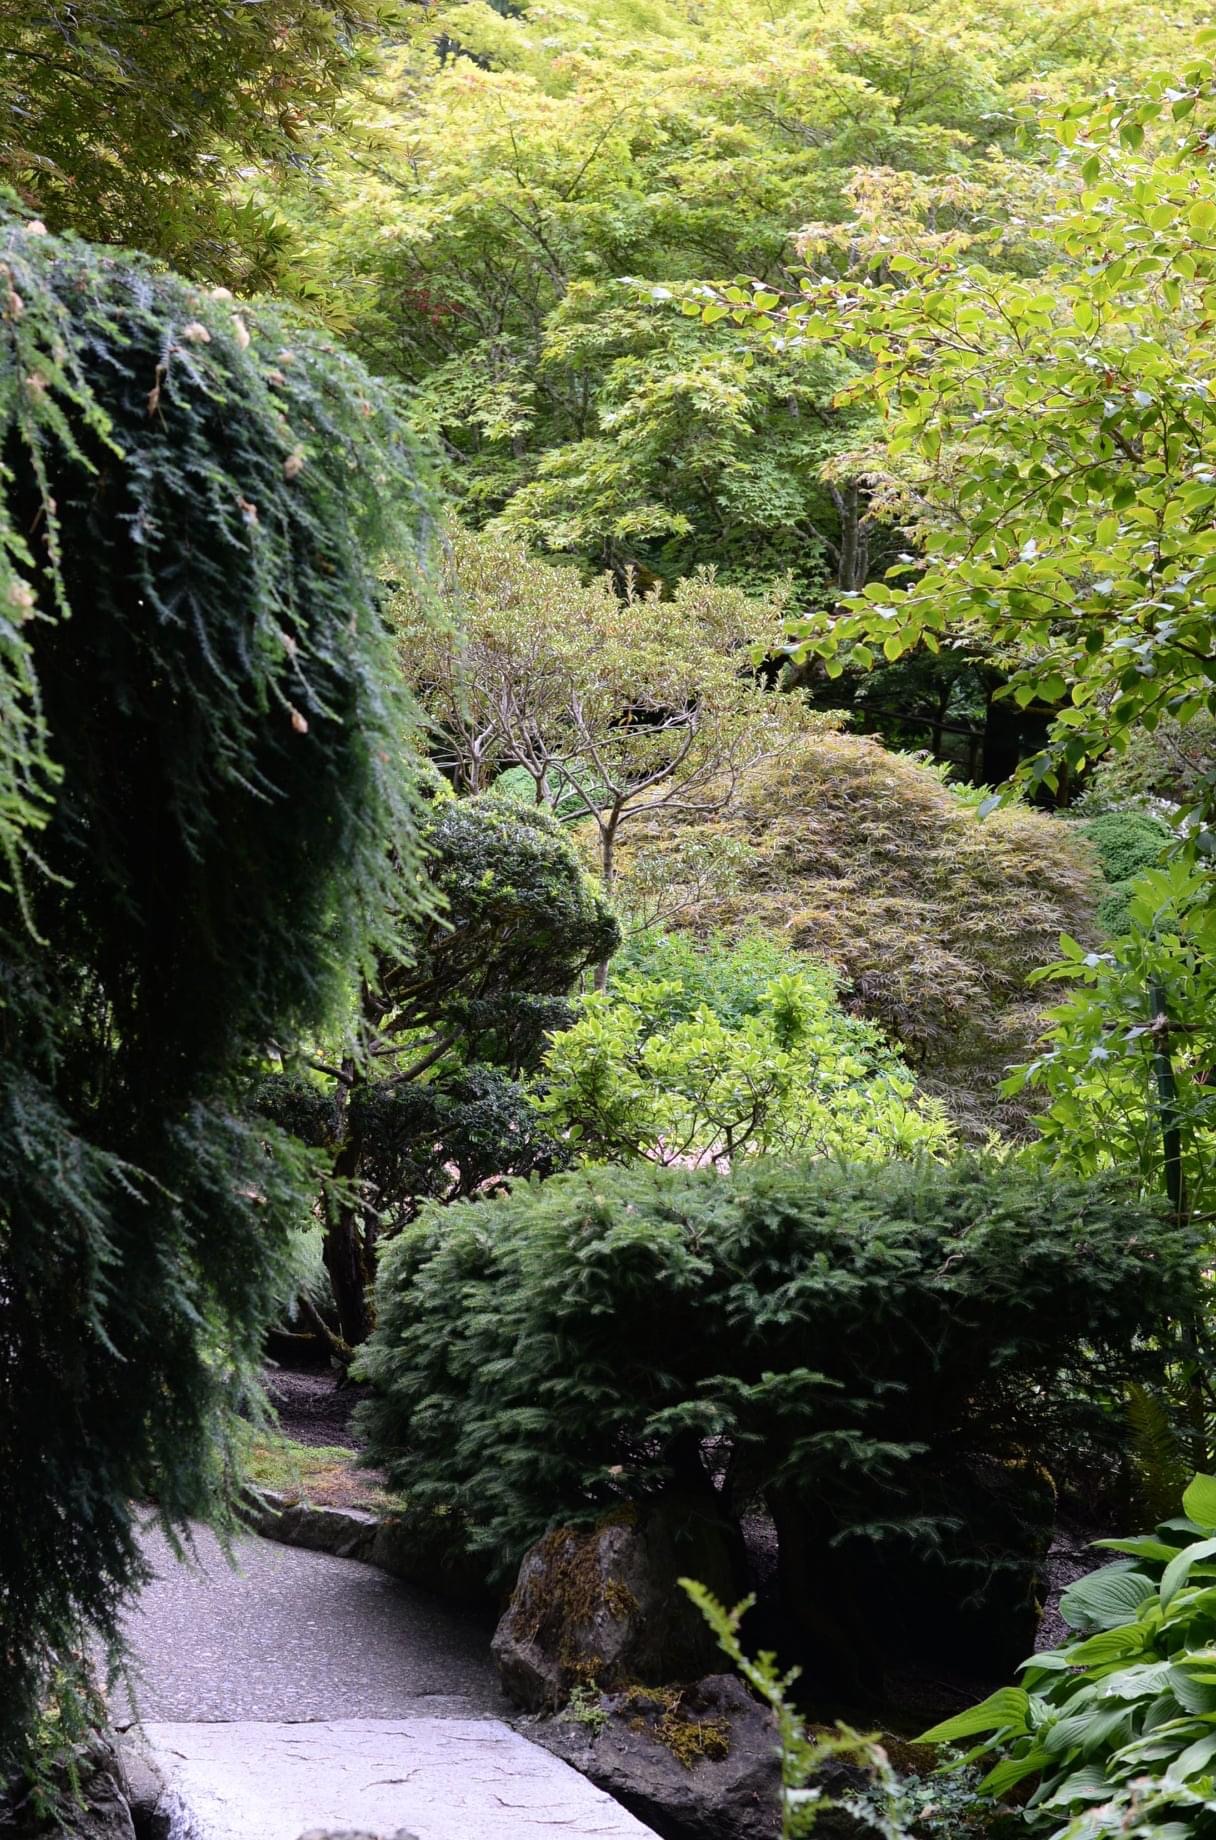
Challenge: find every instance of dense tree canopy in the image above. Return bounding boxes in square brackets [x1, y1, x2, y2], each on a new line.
[0, 0, 395, 281]
[691, 39, 1216, 819]
[273, 0, 1207, 591]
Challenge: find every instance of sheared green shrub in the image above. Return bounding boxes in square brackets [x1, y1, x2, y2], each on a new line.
[1082, 812, 1172, 887]
[359, 1157, 1194, 1683]
[919, 1474, 1216, 1839]
[0, 218, 430, 1759]
[1077, 811, 1172, 937]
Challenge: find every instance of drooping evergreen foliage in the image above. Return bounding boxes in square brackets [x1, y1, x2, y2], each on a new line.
[0, 217, 430, 1757]
[359, 1156, 1194, 1684]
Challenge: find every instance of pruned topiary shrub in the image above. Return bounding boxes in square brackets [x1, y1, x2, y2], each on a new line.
[1077, 809, 1172, 935]
[358, 1156, 1197, 1699]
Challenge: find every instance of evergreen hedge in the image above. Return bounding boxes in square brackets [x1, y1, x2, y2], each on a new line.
[359, 1157, 1196, 1674]
[0, 217, 429, 1756]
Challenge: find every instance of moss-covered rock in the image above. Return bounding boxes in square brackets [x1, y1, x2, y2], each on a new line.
[492, 1502, 738, 1712]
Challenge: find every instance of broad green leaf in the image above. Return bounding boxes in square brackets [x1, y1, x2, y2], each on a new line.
[1167, 1730, 1216, 1781]
[1161, 1536, 1216, 1610]
[1060, 1564, 1156, 1631]
[980, 1749, 1051, 1795]
[1183, 1475, 1216, 1530]
[1096, 1538, 1185, 1562]
[917, 1686, 1030, 1745]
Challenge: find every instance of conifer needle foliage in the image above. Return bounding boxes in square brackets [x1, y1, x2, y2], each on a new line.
[0, 215, 431, 1758]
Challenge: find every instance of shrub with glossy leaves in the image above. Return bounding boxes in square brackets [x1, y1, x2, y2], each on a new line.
[920, 1473, 1216, 1839]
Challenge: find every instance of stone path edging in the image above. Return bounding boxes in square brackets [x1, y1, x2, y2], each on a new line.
[243, 1490, 381, 1565]
[122, 1523, 659, 1836]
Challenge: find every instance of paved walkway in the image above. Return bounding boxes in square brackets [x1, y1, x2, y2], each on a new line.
[121, 1525, 500, 1723]
[120, 1523, 655, 1840]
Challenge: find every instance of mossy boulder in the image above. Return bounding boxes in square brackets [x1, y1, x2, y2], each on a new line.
[492, 1502, 738, 1712]
[539, 1672, 782, 1840]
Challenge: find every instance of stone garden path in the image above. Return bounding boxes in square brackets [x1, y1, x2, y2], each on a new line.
[119, 1523, 655, 1840]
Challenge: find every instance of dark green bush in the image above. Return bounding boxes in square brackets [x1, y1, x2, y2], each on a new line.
[358, 1158, 1197, 1683]
[251, 786, 617, 1344]
[1082, 810, 1171, 886]
[0, 220, 429, 1757]
[1079, 811, 1171, 936]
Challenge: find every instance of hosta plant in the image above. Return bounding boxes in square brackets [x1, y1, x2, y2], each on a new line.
[919, 1474, 1216, 1839]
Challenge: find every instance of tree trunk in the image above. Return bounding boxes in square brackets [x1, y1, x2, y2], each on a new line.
[322, 1070, 375, 1350]
[594, 821, 618, 989]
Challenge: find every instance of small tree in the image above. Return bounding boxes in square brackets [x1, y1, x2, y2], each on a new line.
[256, 781, 619, 1351]
[359, 1156, 1196, 1682]
[391, 527, 809, 954]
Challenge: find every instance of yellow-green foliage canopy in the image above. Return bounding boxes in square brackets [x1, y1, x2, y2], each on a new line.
[610, 731, 1101, 1134]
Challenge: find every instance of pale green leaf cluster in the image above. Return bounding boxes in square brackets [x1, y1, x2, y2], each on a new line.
[534, 932, 952, 1166]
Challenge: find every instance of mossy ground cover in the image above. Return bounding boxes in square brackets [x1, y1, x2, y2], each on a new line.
[244, 1431, 389, 1512]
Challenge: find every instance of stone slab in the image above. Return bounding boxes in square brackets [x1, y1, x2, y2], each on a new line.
[142, 1718, 658, 1840]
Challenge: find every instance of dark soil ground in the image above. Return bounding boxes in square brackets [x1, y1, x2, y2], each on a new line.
[262, 1365, 371, 1450]
[1036, 1515, 1105, 1650]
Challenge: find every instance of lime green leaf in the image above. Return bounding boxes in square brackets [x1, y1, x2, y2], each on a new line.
[1183, 1475, 1216, 1530]
[917, 1687, 1030, 1745]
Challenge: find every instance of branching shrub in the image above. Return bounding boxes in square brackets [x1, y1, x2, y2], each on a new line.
[605, 732, 1101, 1137]
[534, 930, 951, 1166]
[358, 1157, 1195, 1680]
